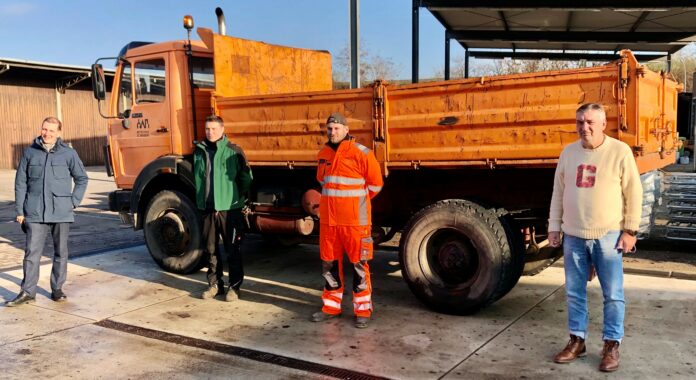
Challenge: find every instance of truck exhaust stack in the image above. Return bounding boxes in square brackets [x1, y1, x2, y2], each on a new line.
[215, 7, 226, 36]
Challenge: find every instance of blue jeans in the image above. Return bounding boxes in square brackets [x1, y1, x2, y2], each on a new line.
[563, 231, 625, 342]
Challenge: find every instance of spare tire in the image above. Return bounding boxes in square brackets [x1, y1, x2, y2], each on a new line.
[399, 199, 521, 314]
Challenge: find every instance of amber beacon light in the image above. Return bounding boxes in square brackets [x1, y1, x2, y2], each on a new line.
[183, 15, 194, 31]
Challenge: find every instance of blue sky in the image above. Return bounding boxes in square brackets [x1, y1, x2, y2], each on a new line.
[0, 0, 460, 79]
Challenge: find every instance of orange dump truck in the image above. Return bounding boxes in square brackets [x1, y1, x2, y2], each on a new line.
[92, 14, 681, 314]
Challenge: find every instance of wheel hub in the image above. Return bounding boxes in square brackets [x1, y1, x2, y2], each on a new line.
[155, 211, 190, 256]
[426, 230, 479, 285]
[437, 240, 471, 273]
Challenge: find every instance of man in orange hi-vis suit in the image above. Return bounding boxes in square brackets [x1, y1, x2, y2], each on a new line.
[310, 112, 383, 328]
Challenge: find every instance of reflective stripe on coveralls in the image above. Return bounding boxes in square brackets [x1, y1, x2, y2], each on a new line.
[319, 223, 375, 317]
[321, 188, 368, 197]
[320, 254, 373, 317]
[322, 290, 343, 312]
[317, 138, 382, 318]
[324, 175, 366, 185]
[317, 140, 383, 226]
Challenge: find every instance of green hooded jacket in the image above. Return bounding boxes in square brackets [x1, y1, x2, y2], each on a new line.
[193, 136, 253, 211]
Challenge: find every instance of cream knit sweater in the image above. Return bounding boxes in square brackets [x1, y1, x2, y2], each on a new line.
[548, 136, 643, 239]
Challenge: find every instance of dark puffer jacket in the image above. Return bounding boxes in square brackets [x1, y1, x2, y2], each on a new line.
[15, 137, 89, 223]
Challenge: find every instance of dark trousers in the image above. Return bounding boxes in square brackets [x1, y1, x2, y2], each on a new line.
[21, 222, 70, 297]
[202, 210, 245, 289]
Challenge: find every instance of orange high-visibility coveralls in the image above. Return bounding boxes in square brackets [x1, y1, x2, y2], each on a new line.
[317, 137, 383, 317]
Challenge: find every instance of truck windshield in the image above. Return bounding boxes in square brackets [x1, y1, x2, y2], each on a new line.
[117, 62, 133, 116]
[135, 59, 166, 104]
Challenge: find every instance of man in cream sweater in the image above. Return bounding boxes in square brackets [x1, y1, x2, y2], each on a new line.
[548, 103, 642, 372]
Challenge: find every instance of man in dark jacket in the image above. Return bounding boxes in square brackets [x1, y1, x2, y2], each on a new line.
[194, 115, 253, 301]
[6, 117, 88, 306]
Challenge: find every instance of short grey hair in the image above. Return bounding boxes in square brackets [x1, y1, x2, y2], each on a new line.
[576, 103, 605, 115]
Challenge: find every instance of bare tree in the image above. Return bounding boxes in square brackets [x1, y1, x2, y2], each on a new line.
[333, 41, 400, 87]
[435, 45, 696, 92]
[433, 54, 600, 79]
[473, 58, 596, 77]
[646, 52, 696, 93]
[364, 55, 398, 83]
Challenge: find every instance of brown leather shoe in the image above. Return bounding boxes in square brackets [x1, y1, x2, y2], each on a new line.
[553, 334, 586, 363]
[599, 340, 620, 372]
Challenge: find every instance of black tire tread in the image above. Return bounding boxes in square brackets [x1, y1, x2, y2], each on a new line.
[144, 190, 204, 274]
[399, 199, 519, 314]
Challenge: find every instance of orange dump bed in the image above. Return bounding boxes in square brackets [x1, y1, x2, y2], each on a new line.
[208, 30, 333, 98]
[213, 50, 680, 175]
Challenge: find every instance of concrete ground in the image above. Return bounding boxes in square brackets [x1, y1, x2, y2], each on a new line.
[0, 168, 143, 270]
[1, 167, 696, 378]
[0, 242, 695, 379]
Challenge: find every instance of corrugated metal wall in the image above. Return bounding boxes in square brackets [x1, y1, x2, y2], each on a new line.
[0, 77, 109, 169]
[61, 89, 110, 167]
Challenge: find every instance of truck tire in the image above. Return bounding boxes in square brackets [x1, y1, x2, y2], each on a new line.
[399, 200, 520, 314]
[523, 243, 563, 276]
[497, 215, 525, 298]
[143, 190, 204, 274]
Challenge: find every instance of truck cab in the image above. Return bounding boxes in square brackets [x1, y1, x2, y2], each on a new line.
[103, 41, 213, 189]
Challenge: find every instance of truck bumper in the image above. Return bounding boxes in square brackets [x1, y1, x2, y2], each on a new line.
[108, 190, 135, 227]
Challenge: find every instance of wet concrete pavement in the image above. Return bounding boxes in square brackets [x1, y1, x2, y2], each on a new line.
[1, 241, 695, 379]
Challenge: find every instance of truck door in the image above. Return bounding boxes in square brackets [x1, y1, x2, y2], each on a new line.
[109, 56, 172, 188]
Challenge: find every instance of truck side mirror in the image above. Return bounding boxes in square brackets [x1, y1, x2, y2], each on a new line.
[91, 64, 106, 101]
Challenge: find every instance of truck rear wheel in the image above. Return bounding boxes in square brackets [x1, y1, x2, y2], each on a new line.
[399, 200, 521, 314]
[143, 190, 204, 274]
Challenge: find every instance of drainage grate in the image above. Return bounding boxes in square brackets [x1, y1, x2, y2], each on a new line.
[95, 319, 390, 380]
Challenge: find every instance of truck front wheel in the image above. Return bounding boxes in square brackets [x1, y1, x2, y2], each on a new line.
[143, 190, 204, 274]
[399, 200, 521, 314]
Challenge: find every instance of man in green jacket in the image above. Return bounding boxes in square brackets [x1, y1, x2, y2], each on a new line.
[194, 115, 253, 301]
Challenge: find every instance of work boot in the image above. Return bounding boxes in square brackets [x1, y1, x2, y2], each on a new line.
[225, 287, 240, 302]
[5, 291, 35, 307]
[201, 285, 219, 300]
[599, 340, 620, 372]
[553, 334, 586, 363]
[310, 311, 340, 322]
[51, 289, 67, 302]
[354, 316, 370, 329]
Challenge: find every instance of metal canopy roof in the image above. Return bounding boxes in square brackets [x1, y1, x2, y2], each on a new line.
[0, 58, 115, 79]
[423, 1, 696, 54]
[0, 58, 115, 93]
[412, 1, 696, 81]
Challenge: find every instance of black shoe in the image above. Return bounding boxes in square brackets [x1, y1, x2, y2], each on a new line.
[5, 291, 35, 307]
[310, 311, 340, 322]
[51, 289, 67, 302]
[354, 316, 370, 328]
